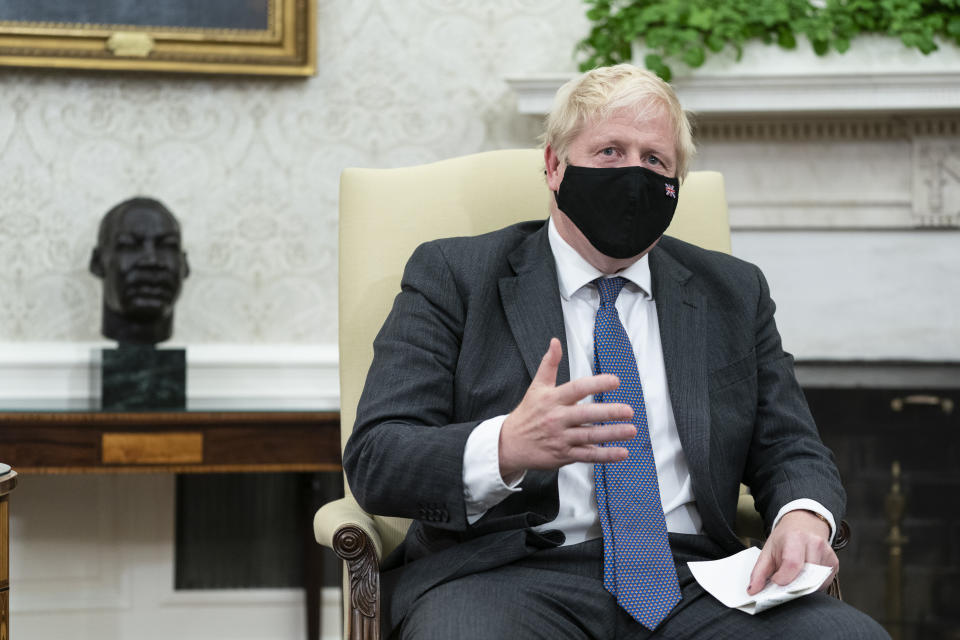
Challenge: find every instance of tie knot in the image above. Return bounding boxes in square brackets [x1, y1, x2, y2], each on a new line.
[595, 276, 627, 307]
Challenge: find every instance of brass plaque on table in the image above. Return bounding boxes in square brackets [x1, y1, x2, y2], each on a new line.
[102, 432, 203, 464]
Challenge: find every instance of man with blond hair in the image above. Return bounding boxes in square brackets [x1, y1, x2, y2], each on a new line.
[344, 64, 886, 639]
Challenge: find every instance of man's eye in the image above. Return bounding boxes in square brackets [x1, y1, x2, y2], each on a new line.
[647, 155, 661, 165]
[600, 147, 617, 156]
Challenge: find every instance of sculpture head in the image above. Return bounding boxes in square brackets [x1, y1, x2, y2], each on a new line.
[89, 197, 190, 345]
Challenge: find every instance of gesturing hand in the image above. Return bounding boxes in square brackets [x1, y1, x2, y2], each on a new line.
[747, 510, 838, 596]
[498, 337, 638, 481]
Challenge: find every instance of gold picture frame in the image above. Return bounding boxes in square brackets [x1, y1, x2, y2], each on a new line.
[0, 0, 315, 76]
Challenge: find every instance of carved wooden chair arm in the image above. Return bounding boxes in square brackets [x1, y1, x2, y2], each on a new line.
[314, 498, 382, 640]
[333, 524, 381, 640]
[827, 519, 851, 599]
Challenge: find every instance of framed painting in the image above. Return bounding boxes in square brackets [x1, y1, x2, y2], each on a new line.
[0, 0, 315, 76]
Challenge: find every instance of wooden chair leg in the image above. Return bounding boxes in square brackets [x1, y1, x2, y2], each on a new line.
[333, 525, 380, 640]
[303, 473, 324, 640]
[1, 468, 17, 640]
[828, 520, 851, 600]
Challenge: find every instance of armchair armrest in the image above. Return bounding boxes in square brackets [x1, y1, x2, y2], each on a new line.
[315, 496, 383, 558]
[314, 497, 382, 640]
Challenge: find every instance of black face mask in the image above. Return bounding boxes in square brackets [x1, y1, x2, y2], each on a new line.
[554, 165, 680, 259]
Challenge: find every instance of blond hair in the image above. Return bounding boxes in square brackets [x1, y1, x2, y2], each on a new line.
[542, 64, 696, 178]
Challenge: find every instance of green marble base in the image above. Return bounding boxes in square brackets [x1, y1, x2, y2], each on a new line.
[101, 346, 186, 410]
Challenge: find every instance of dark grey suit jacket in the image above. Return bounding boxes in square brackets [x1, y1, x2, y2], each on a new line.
[343, 220, 844, 630]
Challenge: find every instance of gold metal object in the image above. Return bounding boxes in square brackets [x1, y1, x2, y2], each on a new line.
[101, 432, 203, 465]
[0, 0, 315, 76]
[105, 32, 154, 57]
[890, 394, 954, 415]
[885, 461, 908, 640]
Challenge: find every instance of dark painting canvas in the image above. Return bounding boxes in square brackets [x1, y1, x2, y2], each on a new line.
[1, 0, 270, 31]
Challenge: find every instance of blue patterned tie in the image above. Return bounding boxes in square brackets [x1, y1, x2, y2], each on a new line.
[593, 276, 681, 629]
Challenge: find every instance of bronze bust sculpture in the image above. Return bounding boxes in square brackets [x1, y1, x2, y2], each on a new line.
[89, 197, 190, 345]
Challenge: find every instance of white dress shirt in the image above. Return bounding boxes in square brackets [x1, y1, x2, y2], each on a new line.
[461, 218, 834, 544]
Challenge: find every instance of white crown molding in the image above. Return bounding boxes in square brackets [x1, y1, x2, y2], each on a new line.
[507, 38, 960, 116]
[0, 342, 340, 410]
[507, 72, 960, 116]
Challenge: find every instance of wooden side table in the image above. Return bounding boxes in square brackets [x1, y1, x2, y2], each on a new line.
[0, 464, 16, 640]
[0, 412, 341, 640]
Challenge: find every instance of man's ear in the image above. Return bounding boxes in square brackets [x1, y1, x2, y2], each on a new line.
[89, 248, 105, 278]
[544, 144, 563, 192]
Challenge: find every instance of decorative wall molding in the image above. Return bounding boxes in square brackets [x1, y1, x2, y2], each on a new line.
[507, 71, 960, 117]
[11, 475, 130, 612]
[0, 342, 340, 409]
[695, 116, 960, 142]
[695, 119, 960, 229]
[914, 137, 960, 227]
[509, 37, 960, 116]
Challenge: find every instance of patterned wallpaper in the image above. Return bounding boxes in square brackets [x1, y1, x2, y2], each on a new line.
[0, 0, 587, 343]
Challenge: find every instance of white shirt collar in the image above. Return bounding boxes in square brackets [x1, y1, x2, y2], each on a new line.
[547, 217, 652, 302]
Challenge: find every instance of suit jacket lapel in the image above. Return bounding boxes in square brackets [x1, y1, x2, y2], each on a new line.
[649, 244, 723, 530]
[499, 223, 570, 385]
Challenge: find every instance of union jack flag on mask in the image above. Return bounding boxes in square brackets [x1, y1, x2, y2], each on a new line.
[665, 183, 677, 199]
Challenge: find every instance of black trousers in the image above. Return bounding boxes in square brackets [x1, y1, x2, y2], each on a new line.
[396, 534, 889, 640]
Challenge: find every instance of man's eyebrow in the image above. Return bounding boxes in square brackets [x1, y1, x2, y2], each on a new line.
[590, 134, 625, 147]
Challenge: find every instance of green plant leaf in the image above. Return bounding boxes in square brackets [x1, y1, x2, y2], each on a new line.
[949, 15, 960, 36]
[706, 33, 726, 52]
[777, 28, 797, 49]
[688, 7, 714, 30]
[918, 37, 939, 54]
[576, 0, 958, 78]
[586, 8, 608, 21]
[683, 46, 706, 67]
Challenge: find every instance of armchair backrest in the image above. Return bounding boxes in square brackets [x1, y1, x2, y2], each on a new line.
[338, 149, 730, 554]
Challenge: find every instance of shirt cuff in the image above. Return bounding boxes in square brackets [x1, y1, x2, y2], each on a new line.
[462, 415, 524, 525]
[772, 499, 837, 545]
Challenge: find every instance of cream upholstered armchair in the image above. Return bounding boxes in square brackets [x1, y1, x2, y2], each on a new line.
[314, 149, 845, 640]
